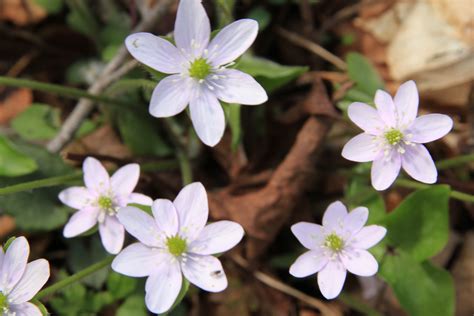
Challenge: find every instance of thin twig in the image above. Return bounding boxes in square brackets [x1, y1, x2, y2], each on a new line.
[275, 27, 347, 71]
[46, 0, 174, 153]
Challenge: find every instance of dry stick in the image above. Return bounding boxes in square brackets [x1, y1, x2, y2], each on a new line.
[46, 0, 174, 153]
[275, 27, 347, 71]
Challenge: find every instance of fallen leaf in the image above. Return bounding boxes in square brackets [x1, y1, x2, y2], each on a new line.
[0, 0, 47, 26]
[0, 88, 32, 124]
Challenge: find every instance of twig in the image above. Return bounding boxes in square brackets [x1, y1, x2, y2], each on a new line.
[46, 0, 175, 153]
[275, 27, 347, 71]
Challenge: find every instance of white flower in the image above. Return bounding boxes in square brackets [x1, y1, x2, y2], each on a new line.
[59, 157, 152, 254]
[342, 80, 453, 191]
[289, 201, 386, 299]
[0, 237, 50, 316]
[125, 0, 268, 147]
[112, 182, 244, 314]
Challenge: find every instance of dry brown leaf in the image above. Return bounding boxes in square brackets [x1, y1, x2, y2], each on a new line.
[0, 215, 15, 239]
[0, 88, 32, 124]
[0, 0, 47, 26]
[452, 232, 474, 316]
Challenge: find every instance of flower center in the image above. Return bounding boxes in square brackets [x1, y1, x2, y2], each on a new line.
[384, 128, 404, 145]
[325, 233, 344, 252]
[0, 292, 9, 312]
[166, 235, 187, 257]
[189, 58, 211, 80]
[98, 196, 113, 210]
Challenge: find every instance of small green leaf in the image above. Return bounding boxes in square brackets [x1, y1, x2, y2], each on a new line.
[223, 103, 241, 151]
[107, 271, 138, 299]
[3, 236, 16, 250]
[11, 104, 60, 141]
[33, 0, 63, 13]
[0, 135, 38, 177]
[346, 52, 384, 97]
[345, 177, 386, 225]
[117, 294, 148, 316]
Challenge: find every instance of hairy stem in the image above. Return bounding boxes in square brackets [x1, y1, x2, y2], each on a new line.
[0, 172, 82, 195]
[436, 153, 474, 170]
[395, 179, 474, 203]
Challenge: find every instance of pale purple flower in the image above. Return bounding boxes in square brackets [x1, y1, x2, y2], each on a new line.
[112, 182, 244, 314]
[0, 237, 50, 316]
[59, 157, 152, 254]
[342, 80, 453, 191]
[125, 0, 268, 147]
[289, 201, 386, 299]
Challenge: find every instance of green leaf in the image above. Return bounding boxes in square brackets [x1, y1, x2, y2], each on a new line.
[223, 103, 241, 151]
[346, 52, 384, 97]
[379, 251, 454, 316]
[345, 177, 386, 225]
[236, 54, 308, 93]
[3, 236, 16, 250]
[247, 7, 271, 31]
[381, 185, 450, 261]
[49, 271, 87, 316]
[33, 0, 63, 13]
[11, 104, 60, 141]
[107, 271, 138, 299]
[117, 294, 148, 316]
[0, 135, 38, 177]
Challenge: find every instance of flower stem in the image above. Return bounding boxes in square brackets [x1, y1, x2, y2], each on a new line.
[339, 292, 383, 316]
[395, 179, 474, 203]
[34, 256, 114, 300]
[163, 118, 193, 185]
[436, 153, 474, 170]
[0, 172, 82, 195]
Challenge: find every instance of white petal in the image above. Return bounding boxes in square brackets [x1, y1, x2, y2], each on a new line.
[317, 261, 347, 299]
[99, 216, 125, 254]
[125, 32, 186, 74]
[342, 133, 380, 162]
[291, 222, 325, 250]
[145, 261, 182, 314]
[174, 0, 210, 58]
[0, 247, 4, 273]
[181, 254, 227, 292]
[152, 199, 179, 237]
[189, 89, 225, 147]
[9, 259, 49, 304]
[83, 157, 110, 192]
[117, 207, 162, 248]
[340, 249, 378, 276]
[289, 250, 328, 278]
[371, 152, 401, 191]
[322, 201, 348, 231]
[347, 102, 385, 134]
[1, 237, 29, 294]
[207, 19, 258, 66]
[8, 303, 42, 316]
[128, 193, 153, 206]
[63, 207, 99, 238]
[401, 144, 437, 184]
[111, 164, 140, 196]
[350, 225, 387, 249]
[209, 69, 267, 105]
[189, 221, 244, 255]
[374, 90, 396, 127]
[174, 182, 209, 242]
[394, 80, 419, 127]
[112, 243, 170, 277]
[149, 75, 194, 118]
[343, 207, 368, 235]
[408, 114, 453, 143]
[58, 187, 92, 209]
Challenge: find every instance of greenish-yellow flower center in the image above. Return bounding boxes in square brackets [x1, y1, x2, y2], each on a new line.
[166, 236, 187, 257]
[189, 58, 211, 80]
[98, 196, 113, 210]
[0, 292, 9, 312]
[384, 128, 404, 145]
[325, 233, 344, 252]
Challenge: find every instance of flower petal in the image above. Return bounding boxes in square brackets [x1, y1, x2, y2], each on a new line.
[152, 199, 179, 237]
[58, 187, 92, 209]
[83, 157, 109, 192]
[209, 69, 267, 105]
[149, 75, 194, 118]
[174, 0, 210, 58]
[111, 164, 140, 196]
[9, 259, 49, 304]
[394, 80, 419, 127]
[322, 201, 348, 231]
[317, 261, 347, 299]
[128, 193, 153, 206]
[347, 102, 385, 134]
[340, 249, 378, 276]
[99, 216, 125, 254]
[291, 222, 325, 250]
[173, 182, 209, 242]
[350, 225, 387, 249]
[374, 90, 396, 127]
[401, 144, 437, 184]
[343, 207, 368, 235]
[189, 221, 244, 255]
[125, 32, 186, 74]
[117, 207, 162, 248]
[342, 133, 380, 162]
[63, 207, 99, 238]
[0, 237, 29, 294]
[189, 89, 225, 147]
[112, 243, 170, 277]
[8, 302, 42, 316]
[145, 261, 182, 314]
[371, 152, 401, 191]
[408, 114, 453, 143]
[181, 254, 227, 292]
[207, 19, 258, 66]
[289, 249, 328, 278]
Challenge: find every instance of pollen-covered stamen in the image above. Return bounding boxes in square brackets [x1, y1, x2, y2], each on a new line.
[324, 233, 344, 252]
[166, 235, 187, 257]
[384, 128, 404, 146]
[189, 58, 211, 80]
[0, 292, 9, 313]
